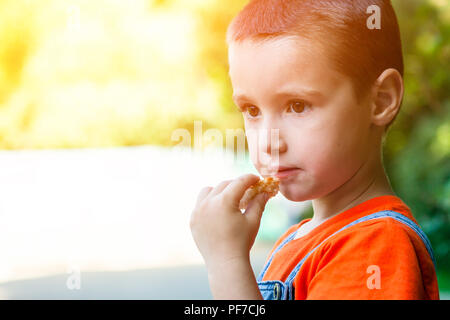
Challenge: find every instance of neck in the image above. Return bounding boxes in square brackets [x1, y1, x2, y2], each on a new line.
[311, 148, 396, 224]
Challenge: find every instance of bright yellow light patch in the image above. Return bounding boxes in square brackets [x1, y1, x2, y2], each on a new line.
[0, 0, 236, 149]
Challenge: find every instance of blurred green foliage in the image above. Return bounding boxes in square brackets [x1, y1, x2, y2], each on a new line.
[385, 0, 450, 272]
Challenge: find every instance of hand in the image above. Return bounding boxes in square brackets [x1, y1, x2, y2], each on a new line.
[190, 174, 270, 269]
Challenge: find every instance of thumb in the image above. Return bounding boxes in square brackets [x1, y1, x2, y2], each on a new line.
[245, 192, 270, 224]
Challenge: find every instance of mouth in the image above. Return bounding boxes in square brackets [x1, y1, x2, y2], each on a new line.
[273, 167, 302, 179]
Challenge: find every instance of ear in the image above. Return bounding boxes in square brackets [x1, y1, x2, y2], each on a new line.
[370, 68, 404, 128]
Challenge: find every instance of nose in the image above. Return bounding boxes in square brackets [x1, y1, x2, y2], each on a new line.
[246, 124, 286, 175]
[258, 124, 286, 156]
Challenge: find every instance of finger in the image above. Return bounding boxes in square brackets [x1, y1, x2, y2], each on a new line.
[244, 192, 270, 224]
[239, 187, 258, 211]
[195, 186, 213, 206]
[209, 180, 233, 196]
[222, 174, 260, 207]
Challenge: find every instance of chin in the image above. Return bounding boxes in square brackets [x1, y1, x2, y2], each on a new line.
[279, 185, 314, 202]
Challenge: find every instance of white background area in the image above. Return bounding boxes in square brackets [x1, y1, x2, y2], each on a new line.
[0, 146, 309, 299]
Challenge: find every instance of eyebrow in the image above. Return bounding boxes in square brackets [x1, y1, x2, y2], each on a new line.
[232, 89, 323, 108]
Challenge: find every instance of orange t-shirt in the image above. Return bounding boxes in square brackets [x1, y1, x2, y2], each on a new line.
[261, 195, 439, 299]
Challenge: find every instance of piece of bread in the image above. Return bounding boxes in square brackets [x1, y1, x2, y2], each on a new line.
[239, 176, 280, 210]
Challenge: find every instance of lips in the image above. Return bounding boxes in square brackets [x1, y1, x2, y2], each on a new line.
[274, 167, 301, 179]
[277, 166, 297, 172]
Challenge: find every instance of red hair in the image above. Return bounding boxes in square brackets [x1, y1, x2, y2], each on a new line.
[226, 0, 404, 102]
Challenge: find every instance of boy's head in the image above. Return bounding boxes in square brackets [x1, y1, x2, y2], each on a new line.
[226, 0, 404, 201]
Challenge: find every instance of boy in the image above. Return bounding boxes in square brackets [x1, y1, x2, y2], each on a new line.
[190, 0, 439, 299]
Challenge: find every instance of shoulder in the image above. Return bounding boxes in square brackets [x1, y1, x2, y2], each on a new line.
[327, 215, 416, 249]
[317, 215, 427, 266]
[305, 215, 438, 299]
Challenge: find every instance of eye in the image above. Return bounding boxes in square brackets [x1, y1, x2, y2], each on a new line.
[244, 105, 260, 118]
[287, 100, 310, 114]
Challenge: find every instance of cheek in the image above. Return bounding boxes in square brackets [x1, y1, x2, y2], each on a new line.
[298, 112, 368, 173]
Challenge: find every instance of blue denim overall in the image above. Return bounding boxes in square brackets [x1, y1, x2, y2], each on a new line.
[257, 210, 437, 300]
